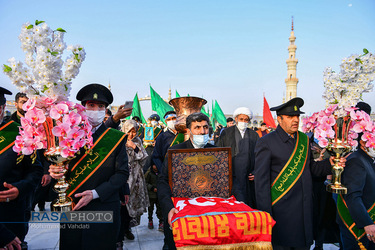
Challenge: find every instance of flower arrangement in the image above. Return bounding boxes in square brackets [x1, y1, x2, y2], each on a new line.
[302, 49, 375, 149]
[302, 104, 375, 148]
[2, 20, 92, 161]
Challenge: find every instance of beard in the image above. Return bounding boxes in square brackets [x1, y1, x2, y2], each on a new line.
[17, 108, 25, 116]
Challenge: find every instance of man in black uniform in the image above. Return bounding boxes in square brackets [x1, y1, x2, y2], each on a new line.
[337, 102, 375, 250]
[0, 87, 43, 250]
[158, 112, 215, 250]
[49, 83, 129, 250]
[254, 97, 340, 250]
[152, 111, 183, 172]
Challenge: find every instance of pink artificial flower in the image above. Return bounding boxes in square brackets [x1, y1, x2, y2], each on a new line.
[39, 96, 57, 106]
[349, 138, 358, 148]
[13, 135, 25, 154]
[52, 123, 71, 137]
[50, 103, 69, 120]
[63, 111, 82, 126]
[72, 139, 86, 150]
[325, 104, 338, 115]
[67, 127, 85, 140]
[349, 131, 358, 140]
[59, 101, 75, 110]
[350, 110, 366, 121]
[352, 120, 368, 134]
[365, 136, 375, 149]
[75, 103, 86, 114]
[25, 108, 46, 124]
[320, 116, 336, 127]
[22, 98, 36, 111]
[318, 137, 329, 148]
[61, 147, 75, 158]
[60, 139, 74, 149]
[345, 106, 357, 113]
[362, 131, 374, 142]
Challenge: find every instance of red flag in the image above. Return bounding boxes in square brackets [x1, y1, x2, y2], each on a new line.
[263, 96, 276, 128]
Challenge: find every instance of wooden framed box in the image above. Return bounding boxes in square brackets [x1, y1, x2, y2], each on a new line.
[168, 147, 232, 198]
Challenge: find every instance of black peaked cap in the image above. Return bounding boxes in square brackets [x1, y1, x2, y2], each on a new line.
[356, 102, 371, 115]
[76, 83, 113, 106]
[0, 87, 12, 105]
[270, 97, 305, 116]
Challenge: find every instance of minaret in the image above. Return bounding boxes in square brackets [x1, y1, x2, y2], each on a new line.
[284, 17, 299, 102]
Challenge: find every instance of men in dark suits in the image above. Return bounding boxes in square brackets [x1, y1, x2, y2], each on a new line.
[337, 102, 375, 250]
[254, 97, 337, 249]
[217, 107, 259, 207]
[49, 83, 129, 250]
[0, 87, 43, 250]
[158, 112, 215, 250]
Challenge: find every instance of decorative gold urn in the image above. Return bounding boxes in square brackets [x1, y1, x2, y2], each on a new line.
[326, 116, 352, 194]
[169, 97, 207, 140]
[44, 151, 74, 212]
[43, 117, 74, 211]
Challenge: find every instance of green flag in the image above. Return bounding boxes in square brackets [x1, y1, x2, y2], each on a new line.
[150, 86, 173, 123]
[212, 100, 227, 126]
[201, 105, 209, 117]
[129, 93, 146, 124]
[175, 90, 180, 98]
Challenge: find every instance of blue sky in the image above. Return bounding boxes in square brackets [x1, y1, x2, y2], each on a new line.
[1, 0, 374, 118]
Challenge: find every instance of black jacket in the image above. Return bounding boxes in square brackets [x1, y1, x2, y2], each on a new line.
[0, 121, 43, 247]
[254, 125, 332, 247]
[337, 148, 375, 249]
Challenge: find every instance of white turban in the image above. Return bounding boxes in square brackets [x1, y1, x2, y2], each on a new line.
[233, 107, 253, 120]
[121, 119, 139, 134]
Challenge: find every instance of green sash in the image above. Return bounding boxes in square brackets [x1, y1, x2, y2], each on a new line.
[66, 128, 126, 197]
[163, 133, 185, 159]
[170, 133, 185, 147]
[337, 194, 375, 241]
[0, 120, 19, 155]
[154, 127, 162, 139]
[271, 131, 309, 205]
[137, 126, 144, 137]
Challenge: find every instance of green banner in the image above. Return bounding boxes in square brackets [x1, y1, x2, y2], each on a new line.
[212, 100, 227, 126]
[271, 131, 308, 206]
[66, 128, 125, 197]
[150, 86, 173, 124]
[130, 92, 146, 124]
[0, 121, 19, 155]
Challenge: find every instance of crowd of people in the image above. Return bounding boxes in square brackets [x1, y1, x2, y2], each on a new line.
[0, 83, 374, 250]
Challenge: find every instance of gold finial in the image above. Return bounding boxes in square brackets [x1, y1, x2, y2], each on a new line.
[291, 16, 294, 31]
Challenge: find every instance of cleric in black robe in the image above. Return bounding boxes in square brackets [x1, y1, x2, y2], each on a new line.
[49, 84, 129, 250]
[0, 87, 43, 249]
[158, 112, 215, 250]
[216, 107, 259, 207]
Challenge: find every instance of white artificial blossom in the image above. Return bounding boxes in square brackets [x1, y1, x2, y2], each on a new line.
[322, 49, 375, 117]
[3, 20, 85, 102]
